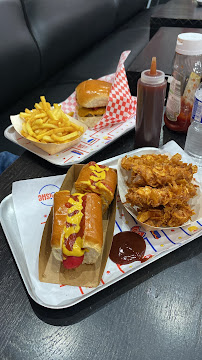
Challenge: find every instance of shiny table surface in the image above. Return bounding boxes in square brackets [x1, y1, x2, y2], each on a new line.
[0, 126, 202, 360]
[150, 0, 202, 37]
[127, 26, 202, 96]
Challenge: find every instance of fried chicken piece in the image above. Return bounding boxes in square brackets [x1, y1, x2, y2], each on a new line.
[124, 154, 197, 187]
[121, 153, 171, 171]
[124, 153, 198, 188]
[137, 204, 195, 227]
[130, 162, 197, 187]
[126, 182, 197, 208]
[121, 152, 198, 227]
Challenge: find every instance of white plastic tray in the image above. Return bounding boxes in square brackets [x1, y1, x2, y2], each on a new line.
[1, 141, 202, 309]
[4, 116, 135, 166]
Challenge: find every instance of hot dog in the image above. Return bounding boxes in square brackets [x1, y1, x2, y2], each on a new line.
[51, 190, 103, 269]
[75, 161, 117, 212]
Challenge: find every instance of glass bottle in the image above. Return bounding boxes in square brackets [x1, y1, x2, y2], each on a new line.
[164, 32, 202, 133]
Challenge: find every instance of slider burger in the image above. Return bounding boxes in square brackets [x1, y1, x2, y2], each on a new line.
[75, 161, 117, 213]
[51, 190, 103, 269]
[75, 79, 112, 127]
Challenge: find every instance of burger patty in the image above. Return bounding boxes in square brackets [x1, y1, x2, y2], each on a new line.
[77, 106, 106, 117]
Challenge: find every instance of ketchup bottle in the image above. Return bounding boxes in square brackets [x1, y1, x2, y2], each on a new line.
[134, 57, 167, 148]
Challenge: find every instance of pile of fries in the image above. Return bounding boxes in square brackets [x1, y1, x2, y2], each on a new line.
[121, 153, 198, 227]
[19, 96, 84, 144]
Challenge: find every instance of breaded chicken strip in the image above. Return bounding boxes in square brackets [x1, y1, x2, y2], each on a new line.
[121, 152, 198, 227]
[137, 204, 195, 227]
[122, 153, 197, 179]
[130, 163, 197, 187]
[126, 182, 197, 208]
[121, 153, 171, 171]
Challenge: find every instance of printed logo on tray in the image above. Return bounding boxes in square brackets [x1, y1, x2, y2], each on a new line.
[38, 184, 60, 206]
[131, 226, 146, 237]
[150, 230, 161, 239]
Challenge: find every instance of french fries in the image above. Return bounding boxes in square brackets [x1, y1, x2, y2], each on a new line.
[19, 96, 84, 144]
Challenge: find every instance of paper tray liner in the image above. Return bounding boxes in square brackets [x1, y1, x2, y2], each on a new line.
[38, 164, 117, 288]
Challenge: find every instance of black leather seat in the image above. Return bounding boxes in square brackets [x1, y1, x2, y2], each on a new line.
[0, 0, 159, 156]
[22, 0, 117, 79]
[0, 0, 40, 109]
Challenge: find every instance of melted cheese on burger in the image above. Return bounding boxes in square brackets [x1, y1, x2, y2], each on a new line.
[77, 106, 106, 117]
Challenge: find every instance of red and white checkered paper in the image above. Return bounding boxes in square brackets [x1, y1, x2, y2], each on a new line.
[61, 51, 136, 130]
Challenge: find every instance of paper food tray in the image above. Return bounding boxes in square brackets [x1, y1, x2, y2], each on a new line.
[0, 141, 202, 309]
[117, 147, 202, 231]
[38, 164, 117, 288]
[10, 114, 88, 155]
[4, 114, 135, 166]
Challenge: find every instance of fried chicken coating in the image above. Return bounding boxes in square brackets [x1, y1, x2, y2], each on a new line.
[130, 163, 197, 187]
[137, 204, 195, 227]
[121, 153, 171, 171]
[126, 182, 197, 208]
[121, 153, 198, 227]
[122, 153, 197, 188]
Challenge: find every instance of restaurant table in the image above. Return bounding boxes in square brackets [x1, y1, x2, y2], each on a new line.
[150, 0, 202, 38]
[127, 26, 202, 96]
[0, 121, 202, 360]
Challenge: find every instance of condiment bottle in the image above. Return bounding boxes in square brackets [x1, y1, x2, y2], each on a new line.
[164, 32, 202, 133]
[134, 57, 167, 148]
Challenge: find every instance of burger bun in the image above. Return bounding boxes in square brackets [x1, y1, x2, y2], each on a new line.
[76, 79, 111, 108]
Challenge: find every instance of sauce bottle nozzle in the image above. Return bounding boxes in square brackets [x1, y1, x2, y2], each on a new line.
[150, 57, 157, 75]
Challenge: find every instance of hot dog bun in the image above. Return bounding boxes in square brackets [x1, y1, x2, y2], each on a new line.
[51, 190, 70, 261]
[51, 191, 103, 268]
[75, 161, 117, 212]
[81, 192, 103, 264]
[75, 79, 112, 128]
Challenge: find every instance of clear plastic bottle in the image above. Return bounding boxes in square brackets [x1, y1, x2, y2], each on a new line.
[184, 83, 202, 166]
[164, 32, 202, 133]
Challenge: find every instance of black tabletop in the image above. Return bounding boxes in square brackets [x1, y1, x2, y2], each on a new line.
[127, 26, 202, 96]
[150, 0, 202, 37]
[0, 124, 202, 360]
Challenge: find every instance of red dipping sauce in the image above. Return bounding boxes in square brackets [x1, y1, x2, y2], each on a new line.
[109, 231, 146, 265]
